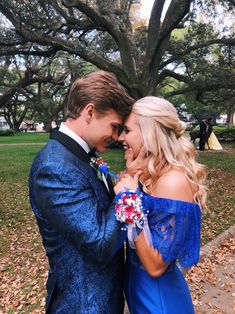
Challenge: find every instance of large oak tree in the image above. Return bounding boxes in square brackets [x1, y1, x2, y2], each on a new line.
[0, 0, 234, 115]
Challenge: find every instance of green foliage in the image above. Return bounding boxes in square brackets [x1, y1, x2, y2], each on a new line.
[189, 104, 222, 124]
[166, 13, 235, 122]
[213, 125, 235, 141]
[187, 125, 235, 142]
[170, 93, 222, 124]
[0, 128, 14, 136]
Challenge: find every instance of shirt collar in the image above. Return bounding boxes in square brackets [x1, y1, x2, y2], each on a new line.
[59, 122, 90, 154]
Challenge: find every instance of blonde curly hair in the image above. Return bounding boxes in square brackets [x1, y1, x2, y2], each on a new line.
[133, 96, 207, 210]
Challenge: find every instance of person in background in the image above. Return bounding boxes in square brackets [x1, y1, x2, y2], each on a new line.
[199, 117, 213, 151]
[114, 96, 207, 314]
[29, 71, 133, 313]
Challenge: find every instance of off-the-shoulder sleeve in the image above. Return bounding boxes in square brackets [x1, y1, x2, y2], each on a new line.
[142, 194, 201, 268]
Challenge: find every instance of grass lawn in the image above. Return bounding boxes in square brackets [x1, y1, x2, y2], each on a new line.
[0, 133, 234, 313]
[0, 132, 49, 144]
[198, 144, 235, 172]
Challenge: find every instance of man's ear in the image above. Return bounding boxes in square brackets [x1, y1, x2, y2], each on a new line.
[84, 103, 95, 123]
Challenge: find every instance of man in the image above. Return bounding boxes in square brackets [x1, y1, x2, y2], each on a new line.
[29, 71, 133, 313]
[199, 117, 213, 151]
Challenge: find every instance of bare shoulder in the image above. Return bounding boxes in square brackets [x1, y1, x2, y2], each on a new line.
[152, 170, 194, 202]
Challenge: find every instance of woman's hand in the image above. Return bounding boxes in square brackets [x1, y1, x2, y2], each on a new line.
[125, 146, 148, 177]
[114, 171, 142, 194]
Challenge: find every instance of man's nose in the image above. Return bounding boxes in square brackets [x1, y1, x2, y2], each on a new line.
[112, 129, 119, 141]
[118, 131, 124, 142]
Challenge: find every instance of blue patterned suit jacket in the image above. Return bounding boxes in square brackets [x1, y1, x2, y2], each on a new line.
[29, 130, 125, 313]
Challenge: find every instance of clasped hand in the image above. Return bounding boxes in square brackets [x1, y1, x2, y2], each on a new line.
[114, 172, 142, 194]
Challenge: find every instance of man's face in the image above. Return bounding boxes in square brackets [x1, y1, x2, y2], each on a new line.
[118, 112, 143, 160]
[88, 109, 122, 153]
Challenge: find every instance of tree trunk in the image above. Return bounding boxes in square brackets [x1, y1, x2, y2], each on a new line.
[43, 121, 52, 133]
[4, 116, 13, 130]
[13, 122, 22, 133]
[226, 104, 235, 125]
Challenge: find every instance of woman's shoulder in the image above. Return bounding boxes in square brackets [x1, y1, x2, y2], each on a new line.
[151, 169, 194, 203]
[141, 193, 200, 217]
[143, 194, 199, 208]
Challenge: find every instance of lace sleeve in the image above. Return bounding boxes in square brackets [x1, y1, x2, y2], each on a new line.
[142, 194, 201, 268]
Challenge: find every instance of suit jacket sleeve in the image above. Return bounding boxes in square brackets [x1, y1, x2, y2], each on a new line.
[32, 162, 124, 263]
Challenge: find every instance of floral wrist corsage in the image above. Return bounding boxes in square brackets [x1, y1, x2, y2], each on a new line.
[114, 190, 145, 229]
[115, 190, 151, 249]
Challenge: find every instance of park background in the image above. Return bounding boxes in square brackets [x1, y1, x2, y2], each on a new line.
[0, 132, 234, 313]
[0, 0, 235, 313]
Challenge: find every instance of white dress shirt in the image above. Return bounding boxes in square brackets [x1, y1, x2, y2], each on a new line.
[59, 123, 90, 153]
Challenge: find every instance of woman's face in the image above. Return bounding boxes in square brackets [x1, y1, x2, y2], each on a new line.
[118, 112, 143, 159]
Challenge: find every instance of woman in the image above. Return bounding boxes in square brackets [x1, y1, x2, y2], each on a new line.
[114, 96, 207, 314]
[205, 131, 223, 150]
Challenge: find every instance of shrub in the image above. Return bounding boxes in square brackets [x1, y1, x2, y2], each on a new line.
[0, 128, 15, 136]
[187, 125, 199, 132]
[213, 126, 235, 141]
[187, 125, 235, 142]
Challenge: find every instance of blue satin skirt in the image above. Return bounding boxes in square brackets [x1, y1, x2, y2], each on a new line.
[124, 262, 194, 314]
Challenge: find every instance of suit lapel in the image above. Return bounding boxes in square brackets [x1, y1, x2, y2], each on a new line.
[50, 129, 114, 198]
[50, 129, 90, 165]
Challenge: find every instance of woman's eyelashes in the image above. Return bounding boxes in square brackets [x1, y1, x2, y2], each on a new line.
[123, 126, 130, 133]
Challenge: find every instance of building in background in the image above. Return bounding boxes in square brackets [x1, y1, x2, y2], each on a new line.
[0, 116, 10, 129]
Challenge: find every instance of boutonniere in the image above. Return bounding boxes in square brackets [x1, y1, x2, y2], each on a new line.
[90, 157, 119, 180]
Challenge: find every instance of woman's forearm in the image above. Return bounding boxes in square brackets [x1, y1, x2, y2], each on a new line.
[134, 231, 169, 277]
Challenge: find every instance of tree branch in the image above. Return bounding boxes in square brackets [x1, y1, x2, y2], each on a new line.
[62, 0, 137, 78]
[145, 0, 165, 66]
[160, 37, 235, 69]
[0, 69, 65, 108]
[142, 0, 191, 94]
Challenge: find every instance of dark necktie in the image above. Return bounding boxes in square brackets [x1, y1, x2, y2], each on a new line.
[88, 148, 97, 158]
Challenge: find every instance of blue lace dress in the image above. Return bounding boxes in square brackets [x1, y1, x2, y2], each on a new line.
[124, 193, 201, 314]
